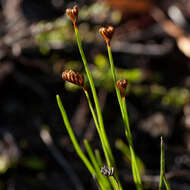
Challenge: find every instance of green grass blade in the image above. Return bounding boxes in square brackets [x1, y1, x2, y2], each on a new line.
[159, 136, 164, 190]
[159, 137, 171, 190]
[106, 43, 143, 189]
[84, 140, 102, 173]
[83, 89, 100, 132]
[130, 147, 142, 190]
[83, 89, 111, 170]
[95, 149, 103, 167]
[107, 45, 124, 118]
[74, 26, 115, 169]
[122, 97, 143, 190]
[74, 27, 104, 129]
[56, 94, 96, 176]
[163, 176, 171, 190]
[84, 139, 112, 190]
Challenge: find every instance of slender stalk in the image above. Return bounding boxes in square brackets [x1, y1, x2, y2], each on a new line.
[113, 176, 120, 190]
[159, 136, 164, 190]
[82, 88, 100, 132]
[115, 139, 145, 174]
[56, 95, 96, 176]
[159, 137, 171, 190]
[95, 149, 103, 167]
[107, 43, 142, 190]
[74, 26, 115, 168]
[84, 140, 102, 174]
[107, 45, 124, 118]
[83, 88, 121, 190]
[83, 88, 111, 167]
[74, 27, 104, 129]
[121, 98, 132, 141]
[122, 97, 142, 190]
[163, 176, 171, 190]
[84, 140, 111, 190]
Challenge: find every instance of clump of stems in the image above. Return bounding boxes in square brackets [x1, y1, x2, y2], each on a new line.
[99, 25, 143, 190]
[56, 5, 170, 190]
[57, 5, 120, 190]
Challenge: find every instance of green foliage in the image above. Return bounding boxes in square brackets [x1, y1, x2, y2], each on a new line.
[56, 95, 96, 177]
[117, 69, 143, 83]
[56, 6, 172, 190]
[94, 54, 109, 70]
[22, 156, 46, 171]
[64, 53, 144, 92]
[35, 18, 74, 54]
[107, 43, 143, 190]
[74, 25, 119, 190]
[162, 87, 190, 107]
[65, 61, 83, 71]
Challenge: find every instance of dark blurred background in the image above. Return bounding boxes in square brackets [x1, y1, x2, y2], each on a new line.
[0, 0, 190, 189]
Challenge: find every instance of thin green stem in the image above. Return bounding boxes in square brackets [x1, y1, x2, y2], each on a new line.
[107, 43, 142, 190]
[159, 136, 164, 190]
[122, 98, 142, 190]
[121, 98, 133, 146]
[163, 176, 171, 190]
[159, 137, 171, 190]
[84, 140, 102, 174]
[84, 139, 111, 190]
[73, 25, 121, 189]
[83, 88, 111, 167]
[83, 89, 120, 190]
[115, 139, 145, 174]
[75, 27, 104, 128]
[56, 95, 96, 176]
[107, 45, 124, 118]
[83, 88, 100, 132]
[74, 26, 115, 168]
[113, 176, 120, 190]
[95, 149, 103, 167]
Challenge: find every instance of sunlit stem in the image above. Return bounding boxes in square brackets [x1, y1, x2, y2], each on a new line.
[56, 95, 96, 176]
[82, 88, 111, 167]
[74, 25, 115, 168]
[107, 42, 143, 190]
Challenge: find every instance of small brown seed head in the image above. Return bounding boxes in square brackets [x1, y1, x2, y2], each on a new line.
[66, 5, 78, 26]
[99, 26, 114, 44]
[101, 165, 114, 177]
[116, 79, 128, 98]
[62, 70, 84, 88]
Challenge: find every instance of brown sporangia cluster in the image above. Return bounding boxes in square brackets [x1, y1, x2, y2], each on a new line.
[101, 165, 114, 177]
[99, 26, 114, 45]
[116, 79, 128, 98]
[66, 5, 78, 26]
[62, 70, 84, 88]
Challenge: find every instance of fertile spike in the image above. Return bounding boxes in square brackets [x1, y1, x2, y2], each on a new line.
[66, 5, 78, 26]
[116, 79, 128, 98]
[99, 26, 114, 44]
[62, 70, 84, 88]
